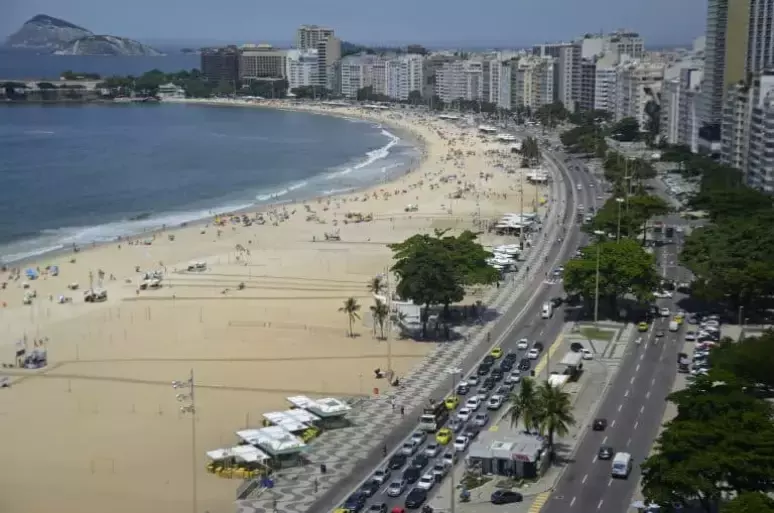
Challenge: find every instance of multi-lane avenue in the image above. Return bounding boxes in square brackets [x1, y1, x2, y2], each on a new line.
[541, 164, 691, 513]
[327, 150, 605, 513]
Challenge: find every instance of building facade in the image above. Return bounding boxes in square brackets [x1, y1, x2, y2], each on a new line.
[286, 49, 318, 91]
[239, 45, 287, 81]
[435, 60, 484, 102]
[614, 60, 664, 126]
[579, 59, 597, 111]
[316, 36, 341, 90]
[593, 53, 619, 113]
[385, 55, 423, 100]
[296, 25, 335, 51]
[201, 47, 240, 84]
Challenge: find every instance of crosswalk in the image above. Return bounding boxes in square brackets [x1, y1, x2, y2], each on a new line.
[529, 492, 551, 513]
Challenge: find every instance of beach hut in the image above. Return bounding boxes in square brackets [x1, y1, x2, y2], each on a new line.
[205, 445, 270, 478]
[235, 426, 307, 469]
[286, 395, 352, 429]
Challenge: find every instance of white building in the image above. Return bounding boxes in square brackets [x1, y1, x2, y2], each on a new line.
[435, 60, 484, 102]
[339, 55, 372, 99]
[385, 55, 423, 101]
[157, 82, 185, 99]
[296, 25, 335, 51]
[285, 49, 318, 91]
[594, 53, 619, 113]
[660, 65, 703, 150]
[614, 60, 664, 126]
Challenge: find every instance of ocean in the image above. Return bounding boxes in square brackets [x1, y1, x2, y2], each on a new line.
[0, 102, 420, 264]
[0, 50, 200, 80]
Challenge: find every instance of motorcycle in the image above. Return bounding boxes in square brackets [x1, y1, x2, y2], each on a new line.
[460, 489, 471, 503]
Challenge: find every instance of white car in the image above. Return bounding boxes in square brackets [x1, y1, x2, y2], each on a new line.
[527, 348, 540, 360]
[466, 375, 480, 387]
[581, 349, 593, 360]
[653, 290, 673, 299]
[659, 307, 671, 317]
[504, 371, 521, 385]
[431, 462, 449, 480]
[577, 184, 583, 190]
[473, 413, 490, 427]
[411, 431, 427, 445]
[487, 395, 504, 410]
[457, 408, 472, 421]
[417, 473, 436, 491]
[387, 480, 407, 497]
[517, 338, 529, 350]
[441, 451, 457, 466]
[424, 443, 440, 458]
[685, 331, 697, 342]
[454, 435, 470, 452]
[400, 440, 419, 456]
[372, 467, 391, 485]
[465, 397, 482, 411]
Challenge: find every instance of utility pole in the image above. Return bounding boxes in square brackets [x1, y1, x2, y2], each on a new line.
[616, 197, 624, 241]
[593, 230, 604, 326]
[519, 171, 525, 250]
[385, 268, 393, 376]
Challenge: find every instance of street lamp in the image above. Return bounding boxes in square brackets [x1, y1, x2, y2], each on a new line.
[172, 370, 197, 513]
[447, 367, 462, 513]
[615, 197, 625, 241]
[593, 230, 605, 326]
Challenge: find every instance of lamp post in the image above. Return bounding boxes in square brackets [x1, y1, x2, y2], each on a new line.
[615, 197, 625, 241]
[593, 230, 605, 327]
[447, 366, 462, 513]
[173, 370, 197, 513]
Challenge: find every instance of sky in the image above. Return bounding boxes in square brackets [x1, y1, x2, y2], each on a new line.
[4, 0, 707, 47]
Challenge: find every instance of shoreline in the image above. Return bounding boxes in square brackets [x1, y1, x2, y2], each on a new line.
[0, 99, 428, 268]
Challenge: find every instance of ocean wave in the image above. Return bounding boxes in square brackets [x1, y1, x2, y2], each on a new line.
[326, 129, 400, 180]
[255, 180, 309, 202]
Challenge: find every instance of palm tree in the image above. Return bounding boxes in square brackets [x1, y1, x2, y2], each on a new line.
[370, 299, 389, 339]
[507, 377, 540, 432]
[367, 275, 385, 296]
[339, 297, 361, 337]
[535, 381, 576, 451]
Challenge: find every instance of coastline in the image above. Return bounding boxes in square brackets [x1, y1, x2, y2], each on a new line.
[0, 99, 426, 268]
[0, 100, 542, 513]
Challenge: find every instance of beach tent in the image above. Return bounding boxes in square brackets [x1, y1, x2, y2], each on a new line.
[25, 268, 38, 279]
[49, 266, 59, 276]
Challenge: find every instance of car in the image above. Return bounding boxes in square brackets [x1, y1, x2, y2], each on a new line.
[360, 480, 381, 497]
[477, 364, 491, 376]
[598, 445, 614, 460]
[389, 453, 407, 469]
[410, 431, 427, 445]
[653, 290, 673, 299]
[465, 397, 481, 410]
[638, 322, 649, 332]
[490, 368, 503, 381]
[503, 352, 518, 363]
[410, 454, 429, 471]
[455, 382, 470, 395]
[687, 315, 699, 325]
[448, 418, 464, 432]
[550, 296, 563, 307]
[402, 466, 420, 484]
[441, 451, 457, 466]
[487, 395, 504, 410]
[533, 341, 544, 352]
[466, 375, 480, 387]
[367, 504, 388, 513]
[464, 426, 481, 440]
[454, 435, 469, 451]
[457, 407, 472, 421]
[416, 473, 436, 491]
[400, 440, 419, 456]
[344, 492, 367, 511]
[491, 490, 524, 504]
[582, 348, 593, 360]
[424, 443, 440, 458]
[499, 359, 514, 372]
[387, 479, 407, 497]
[444, 395, 460, 410]
[527, 348, 540, 360]
[372, 467, 392, 485]
[405, 487, 428, 509]
[490, 347, 503, 359]
[577, 184, 584, 191]
[482, 355, 496, 366]
[518, 358, 531, 371]
[570, 341, 584, 352]
[659, 307, 671, 317]
[497, 383, 513, 394]
[431, 462, 449, 480]
[685, 331, 697, 341]
[473, 413, 490, 427]
[435, 428, 453, 445]
[593, 418, 607, 431]
[504, 371, 521, 385]
[481, 377, 496, 391]
[655, 330, 665, 338]
[517, 338, 529, 350]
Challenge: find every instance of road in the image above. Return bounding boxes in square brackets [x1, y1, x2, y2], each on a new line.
[335, 152, 603, 513]
[541, 169, 692, 513]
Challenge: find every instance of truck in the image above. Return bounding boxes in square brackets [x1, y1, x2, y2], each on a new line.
[418, 400, 449, 432]
[611, 452, 632, 478]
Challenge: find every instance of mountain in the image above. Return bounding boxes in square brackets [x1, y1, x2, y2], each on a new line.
[4, 14, 91, 51]
[3, 14, 164, 56]
[54, 35, 163, 56]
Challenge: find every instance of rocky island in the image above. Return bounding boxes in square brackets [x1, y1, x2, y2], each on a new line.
[3, 14, 163, 56]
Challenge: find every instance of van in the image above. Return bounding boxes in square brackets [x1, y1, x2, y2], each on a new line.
[541, 302, 553, 319]
[611, 452, 632, 478]
[668, 320, 679, 332]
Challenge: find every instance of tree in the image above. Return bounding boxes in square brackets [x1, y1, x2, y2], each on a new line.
[628, 194, 670, 245]
[507, 376, 540, 432]
[710, 332, 774, 391]
[407, 90, 422, 105]
[370, 299, 389, 339]
[722, 492, 774, 513]
[563, 238, 659, 314]
[339, 297, 361, 337]
[611, 116, 640, 141]
[584, 194, 666, 241]
[535, 381, 575, 451]
[520, 136, 541, 165]
[367, 276, 385, 296]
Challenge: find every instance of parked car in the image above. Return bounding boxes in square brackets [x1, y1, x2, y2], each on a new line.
[491, 490, 524, 504]
[405, 487, 428, 509]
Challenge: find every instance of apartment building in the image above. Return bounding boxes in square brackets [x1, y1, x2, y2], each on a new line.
[556, 44, 581, 111]
[488, 59, 502, 105]
[435, 60, 484, 102]
[503, 56, 555, 110]
[603, 30, 645, 59]
[239, 44, 287, 82]
[614, 60, 664, 126]
[594, 53, 619, 112]
[201, 46, 240, 83]
[385, 55, 423, 101]
[316, 36, 341, 90]
[286, 49, 318, 91]
[339, 55, 374, 98]
[661, 66, 704, 150]
[296, 25, 335, 51]
[579, 59, 596, 111]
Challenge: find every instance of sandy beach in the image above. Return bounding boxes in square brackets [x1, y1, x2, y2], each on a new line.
[0, 101, 544, 513]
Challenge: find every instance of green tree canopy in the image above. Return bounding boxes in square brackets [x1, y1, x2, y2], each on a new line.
[563, 238, 659, 313]
[611, 116, 640, 141]
[722, 492, 774, 513]
[710, 332, 774, 390]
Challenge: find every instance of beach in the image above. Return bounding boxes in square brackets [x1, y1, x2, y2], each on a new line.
[0, 101, 543, 513]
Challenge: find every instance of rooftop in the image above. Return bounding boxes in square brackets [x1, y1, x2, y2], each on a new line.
[235, 427, 306, 455]
[287, 395, 352, 417]
[468, 429, 546, 463]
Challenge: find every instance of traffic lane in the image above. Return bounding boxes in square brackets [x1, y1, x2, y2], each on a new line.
[543, 320, 665, 512]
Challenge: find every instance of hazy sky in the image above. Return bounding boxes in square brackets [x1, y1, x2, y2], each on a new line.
[5, 0, 706, 46]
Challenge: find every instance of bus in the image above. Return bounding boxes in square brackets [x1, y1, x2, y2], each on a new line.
[418, 400, 449, 432]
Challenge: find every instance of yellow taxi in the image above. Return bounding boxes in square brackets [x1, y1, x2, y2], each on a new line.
[334, 509, 352, 513]
[436, 427, 453, 445]
[444, 395, 460, 410]
[638, 322, 649, 332]
[674, 313, 684, 324]
[490, 347, 503, 359]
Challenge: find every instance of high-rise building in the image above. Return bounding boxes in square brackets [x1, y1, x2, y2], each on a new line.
[435, 60, 484, 102]
[614, 60, 664, 127]
[578, 59, 597, 111]
[316, 36, 341, 90]
[661, 67, 703, 150]
[239, 44, 287, 82]
[603, 31, 646, 59]
[556, 44, 581, 111]
[593, 53, 619, 113]
[286, 49, 318, 92]
[201, 46, 240, 84]
[339, 56, 371, 98]
[385, 55, 423, 101]
[296, 25, 335, 51]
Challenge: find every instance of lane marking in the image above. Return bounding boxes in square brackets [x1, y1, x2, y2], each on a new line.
[597, 499, 605, 510]
[602, 436, 607, 444]
[611, 419, 616, 427]
[630, 377, 635, 385]
[635, 363, 640, 372]
[570, 496, 576, 507]
[640, 354, 645, 361]
[618, 404, 622, 412]
[640, 405, 645, 414]
[651, 378, 656, 386]
[582, 474, 588, 484]
[607, 478, 613, 488]
[645, 391, 650, 399]
[624, 390, 629, 398]
[626, 438, 631, 447]
[529, 491, 551, 513]
[634, 420, 639, 429]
